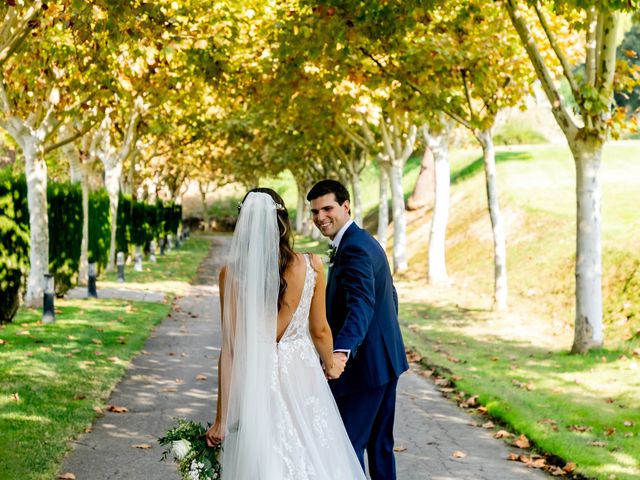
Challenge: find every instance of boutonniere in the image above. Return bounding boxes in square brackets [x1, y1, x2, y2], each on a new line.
[325, 245, 337, 266]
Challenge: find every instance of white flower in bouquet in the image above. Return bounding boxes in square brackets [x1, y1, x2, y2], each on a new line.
[172, 439, 192, 461]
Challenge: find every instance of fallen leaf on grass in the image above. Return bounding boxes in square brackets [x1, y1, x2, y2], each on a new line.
[604, 427, 616, 436]
[547, 465, 566, 476]
[84, 427, 92, 433]
[512, 434, 530, 449]
[405, 350, 422, 363]
[482, 421, 495, 429]
[91, 338, 102, 345]
[588, 441, 607, 447]
[195, 374, 207, 381]
[567, 424, 592, 433]
[107, 405, 129, 413]
[393, 446, 407, 452]
[58, 473, 76, 479]
[452, 450, 466, 459]
[623, 420, 635, 427]
[83, 361, 96, 366]
[530, 457, 546, 468]
[439, 387, 455, 394]
[117, 336, 126, 344]
[131, 444, 152, 449]
[495, 430, 512, 439]
[0, 339, 7, 345]
[107, 356, 120, 363]
[563, 462, 576, 473]
[421, 369, 434, 378]
[11, 393, 19, 402]
[73, 394, 86, 400]
[16, 330, 30, 336]
[93, 406, 103, 414]
[476, 406, 488, 414]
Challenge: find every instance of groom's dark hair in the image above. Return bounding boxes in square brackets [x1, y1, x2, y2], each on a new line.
[306, 179, 350, 205]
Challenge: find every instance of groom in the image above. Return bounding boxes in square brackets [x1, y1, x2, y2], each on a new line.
[307, 180, 409, 480]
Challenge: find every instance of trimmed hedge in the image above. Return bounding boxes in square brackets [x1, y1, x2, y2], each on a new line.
[88, 190, 111, 271]
[0, 173, 29, 323]
[116, 193, 132, 255]
[48, 182, 83, 296]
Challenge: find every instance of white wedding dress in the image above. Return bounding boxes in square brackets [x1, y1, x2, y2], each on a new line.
[269, 255, 366, 480]
[220, 192, 364, 480]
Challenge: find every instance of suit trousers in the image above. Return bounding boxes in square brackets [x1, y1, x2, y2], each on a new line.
[335, 377, 399, 480]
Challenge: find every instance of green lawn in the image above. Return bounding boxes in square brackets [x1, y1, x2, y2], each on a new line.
[0, 235, 211, 480]
[0, 299, 170, 480]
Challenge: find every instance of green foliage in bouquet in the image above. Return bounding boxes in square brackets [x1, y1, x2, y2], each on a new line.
[159, 419, 222, 480]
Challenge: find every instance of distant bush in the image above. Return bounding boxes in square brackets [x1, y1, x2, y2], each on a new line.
[494, 124, 548, 146]
[207, 197, 239, 231]
[0, 173, 29, 323]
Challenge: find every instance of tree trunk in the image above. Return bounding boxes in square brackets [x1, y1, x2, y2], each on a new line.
[377, 166, 390, 247]
[23, 141, 49, 307]
[105, 161, 122, 272]
[424, 124, 451, 284]
[78, 176, 89, 285]
[407, 147, 435, 211]
[389, 160, 408, 273]
[350, 171, 363, 227]
[296, 182, 306, 233]
[569, 137, 604, 353]
[476, 129, 508, 310]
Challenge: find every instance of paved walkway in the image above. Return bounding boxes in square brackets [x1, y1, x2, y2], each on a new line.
[60, 236, 547, 479]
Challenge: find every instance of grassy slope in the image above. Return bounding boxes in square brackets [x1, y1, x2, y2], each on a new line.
[267, 141, 640, 479]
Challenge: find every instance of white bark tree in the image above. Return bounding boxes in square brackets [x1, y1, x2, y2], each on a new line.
[95, 98, 145, 271]
[505, 1, 634, 352]
[0, 83, 92, 306]
[332, 142, 368, 226]
[380, 112, 417, 273]
[422, 116, 453, 284]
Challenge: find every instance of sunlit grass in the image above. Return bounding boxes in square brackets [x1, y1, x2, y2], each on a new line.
[0, 299, 170, 480]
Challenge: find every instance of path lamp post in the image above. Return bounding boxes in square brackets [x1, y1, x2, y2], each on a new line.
[42, 274, 55, 324]
[117, 252, 125, 283]
[88, 262, 98, 298]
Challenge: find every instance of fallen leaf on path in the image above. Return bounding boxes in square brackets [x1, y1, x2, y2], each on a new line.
[512, 434, 530, 449]
[482, 421, 495, 429]
[393, 446, 407, 452]
[530, 457, 546, 468]
[406, 350, 422, 363]
[439, 387, 454, 393]
[495, 430, 512, 439]
[507, 452, 518, 461]
[563, 462, 576, 473]
[465, 395, 479, 407]
[84, 427, 92, 433]
[132, 444, 152, 449]
[168, 352, 176, 356]
[518, 454, 530, 463]
[451, 450, 466, 459]
[421, 369, 434, 378]
[58, 473, 76, 479]
[175, 378, 185, 384]
[107, 405, 129, 413]
[434, 378, 450, 387]
[195, 374, 207, 381]
[547, 465, 566, 476]
[180, 352, 188, 357]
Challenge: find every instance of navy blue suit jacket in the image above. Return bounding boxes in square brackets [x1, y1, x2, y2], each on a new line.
[327, 223, 409, 397]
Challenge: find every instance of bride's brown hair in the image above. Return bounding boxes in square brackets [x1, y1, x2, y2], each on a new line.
[241, 188, 295, 311]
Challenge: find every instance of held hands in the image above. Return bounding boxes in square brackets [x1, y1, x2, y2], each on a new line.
[205, 420, 224, 447]
[325, 352, 348, 380]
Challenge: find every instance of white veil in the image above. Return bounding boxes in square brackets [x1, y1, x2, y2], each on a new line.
[219, 191, 282, 479]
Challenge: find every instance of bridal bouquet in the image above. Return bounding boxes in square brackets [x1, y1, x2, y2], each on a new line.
[159, 419, 222, 480]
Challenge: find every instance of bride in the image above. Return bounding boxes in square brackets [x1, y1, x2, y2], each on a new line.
[205, 188, 365, 480]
